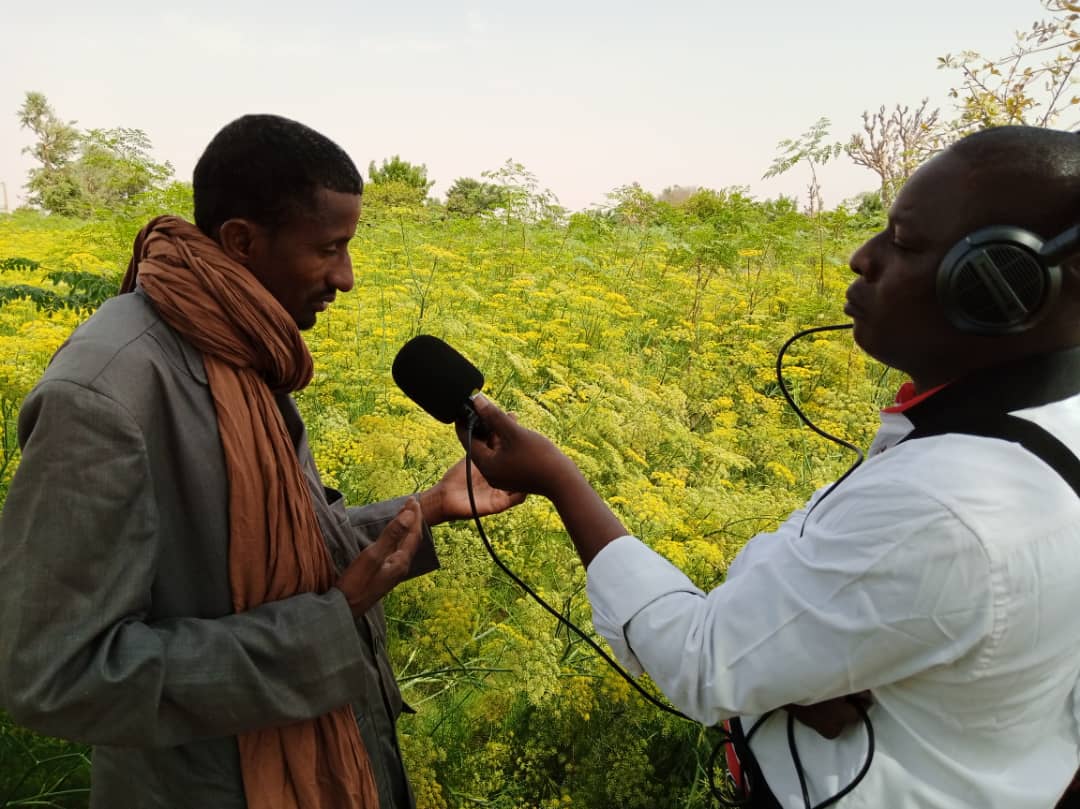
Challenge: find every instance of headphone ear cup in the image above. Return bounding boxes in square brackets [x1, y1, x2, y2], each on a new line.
[937, 226, 1061, 335]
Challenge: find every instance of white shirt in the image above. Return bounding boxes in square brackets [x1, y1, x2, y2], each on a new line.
[586, 393, 1080, 809]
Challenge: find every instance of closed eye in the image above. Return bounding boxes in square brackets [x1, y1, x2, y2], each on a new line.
[320, 241, 349, 256]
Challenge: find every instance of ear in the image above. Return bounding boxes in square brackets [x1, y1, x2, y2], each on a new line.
[216, 218, 263, 267]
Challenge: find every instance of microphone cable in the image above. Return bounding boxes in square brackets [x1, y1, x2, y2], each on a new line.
[775, 323, 865, 533]
[772, 322, 875, 808]
[459, 322, 873, 809]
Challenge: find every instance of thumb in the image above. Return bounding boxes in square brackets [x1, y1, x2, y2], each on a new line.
[375, 498, 420, 556]
[458, 394, 504, 450]
[469, 394, 516, 437]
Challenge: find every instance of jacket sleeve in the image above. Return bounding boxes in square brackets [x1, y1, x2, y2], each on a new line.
[0, 379, 373, 748]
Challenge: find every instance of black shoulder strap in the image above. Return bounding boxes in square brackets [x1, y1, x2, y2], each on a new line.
[901, 414, 1080, 500]
[894, 348, 1080, 500]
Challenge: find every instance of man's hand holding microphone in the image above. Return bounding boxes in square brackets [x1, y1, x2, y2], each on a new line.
[454, 394, 627, 568]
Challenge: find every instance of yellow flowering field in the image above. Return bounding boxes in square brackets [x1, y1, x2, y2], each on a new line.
[0, 188, 896, 808]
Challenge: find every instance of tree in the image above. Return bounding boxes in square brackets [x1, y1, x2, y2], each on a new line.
[481, 159, 564, 224]
[762, 117, 843, 217]
[763, 118, 844, 292]
[366, 155, 434, 206]
[17, 92, 81, 215]
[445, 177, 503, 217]
[70, 128, 174, 217]
[16, 92, 174, 217]
[937, 0, 1080, 136]
[845, 100, 942, 208]
[604, 182, 662, 227]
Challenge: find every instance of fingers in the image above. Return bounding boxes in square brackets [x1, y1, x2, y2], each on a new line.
[846, 690, 874, 710]
[786, 694, 868, 739]
[469, 394, 515, 437]
[376, 498, 422, 566]
[457, 399, 501, 458]
[337, 499, 424, 617]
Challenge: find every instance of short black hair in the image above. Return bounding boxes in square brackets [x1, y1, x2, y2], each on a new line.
[950, 125, 1080, 235]
[952, 125, 1080, 177]
[193, 114, 363, 238]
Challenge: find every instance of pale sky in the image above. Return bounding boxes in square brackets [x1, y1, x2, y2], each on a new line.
[0, 0, 1064, 213]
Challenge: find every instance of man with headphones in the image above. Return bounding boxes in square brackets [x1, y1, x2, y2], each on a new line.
[454, 124, 1080, 809]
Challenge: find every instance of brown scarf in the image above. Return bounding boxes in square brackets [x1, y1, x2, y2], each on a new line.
[122, 215, 380, 809]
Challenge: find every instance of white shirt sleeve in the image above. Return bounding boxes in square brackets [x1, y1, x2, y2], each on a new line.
[585, 470, 995, 727]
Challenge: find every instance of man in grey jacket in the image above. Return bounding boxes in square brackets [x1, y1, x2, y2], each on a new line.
[0, 114, 520, 809]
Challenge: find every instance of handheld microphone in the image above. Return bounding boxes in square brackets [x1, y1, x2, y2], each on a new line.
[391, 335, 487, 435]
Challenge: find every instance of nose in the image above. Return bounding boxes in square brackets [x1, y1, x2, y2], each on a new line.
[331, 252, 354, 293]
[849, 233, 877, 279]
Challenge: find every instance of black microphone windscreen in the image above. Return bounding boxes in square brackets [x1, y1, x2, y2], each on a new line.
[392, 335, 485, 423]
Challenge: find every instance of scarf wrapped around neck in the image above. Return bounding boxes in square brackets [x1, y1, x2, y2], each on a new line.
[122, 215, 380, 809]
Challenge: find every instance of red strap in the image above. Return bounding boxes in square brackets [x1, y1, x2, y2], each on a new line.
[722, 719, 744, 791]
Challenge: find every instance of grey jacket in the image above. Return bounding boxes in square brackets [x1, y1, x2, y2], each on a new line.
[0, 290, 437, 808]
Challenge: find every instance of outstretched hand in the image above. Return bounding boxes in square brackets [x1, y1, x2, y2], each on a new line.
[421, 455, 527, 526]
[335, 498, 424, 618]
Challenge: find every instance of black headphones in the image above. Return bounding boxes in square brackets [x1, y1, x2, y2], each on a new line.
[937, 223, 1080, 335]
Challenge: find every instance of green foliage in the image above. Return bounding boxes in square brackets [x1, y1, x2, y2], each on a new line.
[0, 161, 893, 807]
[0, 258, 40, 271]
[364, 179, 432, 210]
[0, 257, 120, 314]
[67, 128, 175, 218]
[482, 159, 566, 224]
[445, 177, 505, 217]
[0, 712, 89, 808]
[603, 183, 666, 227]
[763, 117, 843, 217]
[367, 155, 435, 207]
[937, 0, 1080, 135]
[17, 93, 81, 216]
[17, 93, 80, 172]
[15, 92, 174, 217]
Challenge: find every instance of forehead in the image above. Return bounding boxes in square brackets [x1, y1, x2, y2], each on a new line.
[278, 187, 361, 235]
[891, 153, 972, 232]
[892, 151, 1033, 242]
